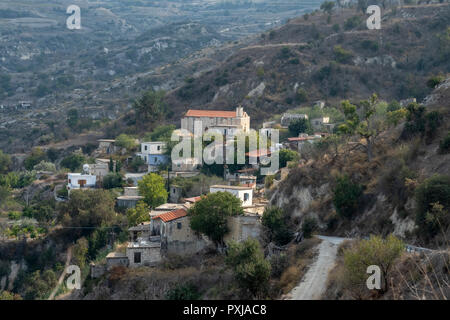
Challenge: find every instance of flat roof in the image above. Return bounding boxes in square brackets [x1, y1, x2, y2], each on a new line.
[210, 185, 253, 190]
[106, 252, 127, 258]
[117, 196, 144, 200]
[98, 139, 115, 142]
[141, 141, 166, 145]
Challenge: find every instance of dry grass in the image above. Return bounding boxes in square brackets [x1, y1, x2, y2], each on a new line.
[271, 237, 321, 296]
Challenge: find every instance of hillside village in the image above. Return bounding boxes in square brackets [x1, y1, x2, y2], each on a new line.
[0, 1, 449, 301]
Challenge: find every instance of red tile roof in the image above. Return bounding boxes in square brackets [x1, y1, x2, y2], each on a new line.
[152, 209, 187, 222]
[185, 109, 236, 118]
[184, 196, 202, 203]
[245, 148, 271, 157]
[288, 136, 319, 142]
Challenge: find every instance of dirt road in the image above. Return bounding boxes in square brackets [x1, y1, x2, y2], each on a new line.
[287, 236, 347, 300]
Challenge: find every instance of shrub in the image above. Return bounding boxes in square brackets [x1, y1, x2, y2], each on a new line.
[439, 132, 450, 154]
[333, 175, 363, 219]
[344, 16, 362, 30]
[61, 153, 85, 172]
[102, 172, 123, 189]
[295, 88, 308, 103]
[415, 175, 450, 238]
[288, 118, 312, 136]
[165, 282, 201, 300]
[262, 206, 292, 245]
[24, 148, 46, 170]
[333, 45, 354, 64]
[342, 235, 404, 297]
[115, 134, 137, 151]
[426, 75, 445, 88]
[301, 217, 318, 238]
[33, 161, 56, 172]
[226, 239, 271, 299]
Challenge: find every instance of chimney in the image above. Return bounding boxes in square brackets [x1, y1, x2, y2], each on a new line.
[236, 106, 243, 117]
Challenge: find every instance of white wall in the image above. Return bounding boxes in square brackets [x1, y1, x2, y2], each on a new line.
[210, 187, 253, 207]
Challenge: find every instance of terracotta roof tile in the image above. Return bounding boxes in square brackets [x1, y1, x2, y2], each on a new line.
[185, 109, 236, 118]
[245, 148, 271, 157]
[152, 209, 187, 222]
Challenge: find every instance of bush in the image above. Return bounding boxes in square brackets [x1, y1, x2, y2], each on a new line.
[333, 175, 363, 219]
[60, 153, 85, 172]
[333, 45, 354, 64]
[226, 239, 271, 299]
[439, 132, 450, 154]
[262, 206, 292, 245]
[115, 134, 137, 151]
[426, 75, 445, 88]
[24, 148, 46, 170]
[344, 16, 362, 30]
[165, 283, 201, 300]
[415, 175, 450, 238]
[102, 172, 123, 189]
[301, 217, 318, 238]
[288, 118, 312, 136]
[33, 161, 56, 172]
[343, 235, 404, 297]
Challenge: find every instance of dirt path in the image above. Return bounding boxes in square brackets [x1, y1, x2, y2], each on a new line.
[48, 246, 72, 300]
[287, 236, 347, 300]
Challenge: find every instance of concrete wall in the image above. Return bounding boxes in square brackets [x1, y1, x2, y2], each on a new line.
[126, 245, 162, 267]
[224, 215, 262, 243]
[106, 257, 129, 270]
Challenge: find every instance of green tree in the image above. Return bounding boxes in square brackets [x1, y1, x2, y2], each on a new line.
[333, 175, 363, 219]
[278, 149, 299, 168]
[261, 206, 292, 245]
[225, 239, 271, 299]
[66, 108, 79, 129]
[103, 172, 123, 189]
[320, 1, 335, 15]
[0, 149, 11, 174]
[189, 192, 243, 248]
[165, 283, 201, 300]
[133, 89, 167, 126]
[138, 173, 168, 208]
[126, 201, 150, 227]
[288, 118, 312, 136]
[338, 95, 386, 161]
[60, 153, 85, 172]
[73, 237, 89, 270]
[59, 189, 117, 232]
[115, 134, 137, 151]
[24, 148, 46, 170]
[343, 235, 404, 296]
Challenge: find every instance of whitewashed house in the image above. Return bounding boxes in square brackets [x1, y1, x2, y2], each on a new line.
[209, 185, 253, 207]
[67, 164, 96, 194]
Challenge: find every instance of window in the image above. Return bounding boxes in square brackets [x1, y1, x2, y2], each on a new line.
[134, 252, 141, 264]
[177, 222, 182, 229]
[172, 188, 176, 193]
[157, 145, 160, 151]
[244, 193, 249, 201]
[144, 145, 147, 151]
